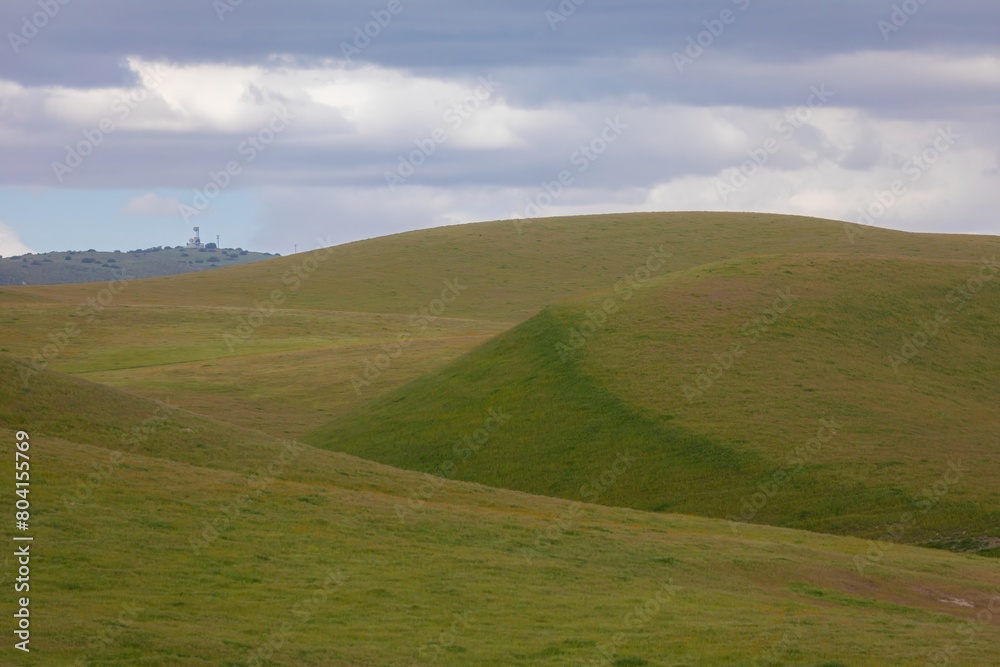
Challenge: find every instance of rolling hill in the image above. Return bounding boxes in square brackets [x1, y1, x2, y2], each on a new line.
[2, 354, 999, 665]
[1, 211, 998, 663]
[5, 212, 998, 547]
[304, 253, 1000, 552]
[14, 212, 999, 319]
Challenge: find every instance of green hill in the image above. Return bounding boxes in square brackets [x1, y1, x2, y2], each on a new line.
[304, 252, 1000, 552]
[0, 296, 512, 438]
[0, 245, 276, 286]
[15, 212, 1000, 319]
[2, 354, 999, 665]
[5, 213, 998, 553]
[2, 212, 1000, 664]
[7, 211, 996, 451]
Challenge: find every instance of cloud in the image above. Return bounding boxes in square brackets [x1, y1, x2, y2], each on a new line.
[0, 221, 34, 256]
[121, 192, 183, 216]
[2, 1, 998, 87]
[0, 3, 997, 253]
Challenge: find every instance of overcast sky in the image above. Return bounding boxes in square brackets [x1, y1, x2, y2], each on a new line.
[1, 0, 998, 255]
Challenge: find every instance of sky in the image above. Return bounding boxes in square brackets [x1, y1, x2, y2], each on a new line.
[0, 0, 998, 256]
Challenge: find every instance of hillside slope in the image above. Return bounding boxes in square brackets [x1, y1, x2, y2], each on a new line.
[305, 254, 1000, 551]
[11, 212, 1000, 321]
[1, 355, 999, 665]
[0, 301, 512, 437]
[5, 212, 996, 443]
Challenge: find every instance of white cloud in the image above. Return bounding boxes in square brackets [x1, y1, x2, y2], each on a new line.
[1, 47, 998, 249]
[0, 221, 34, 256]
[121, 192, 182, 216]
[637, 142, 1000, 236]
[0, 57, 576, 155]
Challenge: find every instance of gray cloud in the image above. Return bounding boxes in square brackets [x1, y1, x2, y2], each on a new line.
[0, 0, 998, 252]
[4, 1, 999, 86]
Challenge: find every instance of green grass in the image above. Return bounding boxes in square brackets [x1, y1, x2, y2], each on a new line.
[0, 303, 511, 437]
[1, 212, 999, 663]
[13, 212, 1000, 321]
[1, 356, 999, 665]
[304, 254, 1000, 547]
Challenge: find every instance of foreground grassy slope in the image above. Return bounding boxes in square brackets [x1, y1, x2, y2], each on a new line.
[10, 213, 1000, 322]
[306, 254, 1000, 551]
[2, 356, 999, 665]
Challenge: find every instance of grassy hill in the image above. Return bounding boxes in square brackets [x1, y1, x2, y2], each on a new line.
[0, 298, 512, 438]
[4, 213, 998, 552]
[1, 211, 1000, 663]
[0, 245, 277, 286]
[4, 211, 995, 443]
[303, 253, 1000, 552]
[14, 212, 1000, 319]
[2, 353, 999, 665]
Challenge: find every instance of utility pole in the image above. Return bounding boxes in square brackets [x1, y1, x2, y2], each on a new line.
[216, 235, 221, 248]
[294, 244, 298, 254]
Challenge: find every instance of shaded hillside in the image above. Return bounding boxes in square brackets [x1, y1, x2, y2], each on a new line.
[1, 354, 998, 665]
[304, 254, 1000, 552]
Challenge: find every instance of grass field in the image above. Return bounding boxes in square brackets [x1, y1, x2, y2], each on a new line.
[0, 303, 511, 437]
[1, 355, 998, 665]
[304, 253, 1000, 552]
[1, 212, 998, 664]
[15, 212, 999, 320]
